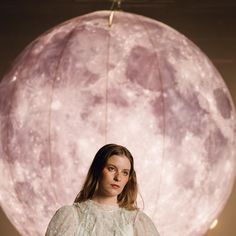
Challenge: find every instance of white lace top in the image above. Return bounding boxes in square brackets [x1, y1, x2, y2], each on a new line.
[45, 200, 159, 236]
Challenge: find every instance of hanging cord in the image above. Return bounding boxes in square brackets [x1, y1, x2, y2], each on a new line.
[108, 0, 123, 27]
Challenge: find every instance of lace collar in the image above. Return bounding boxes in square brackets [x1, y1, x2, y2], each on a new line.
[87, 199, 120, 211]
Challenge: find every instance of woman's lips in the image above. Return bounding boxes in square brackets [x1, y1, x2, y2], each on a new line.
[111, 184, 120, 189]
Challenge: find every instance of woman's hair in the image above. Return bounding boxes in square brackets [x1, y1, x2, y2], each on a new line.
[74, 143, 138, 210]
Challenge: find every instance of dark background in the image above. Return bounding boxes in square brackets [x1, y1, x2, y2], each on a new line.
[0, 1, 235, 235]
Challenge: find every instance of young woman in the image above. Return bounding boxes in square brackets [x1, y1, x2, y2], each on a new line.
[45, 143, 160, 235]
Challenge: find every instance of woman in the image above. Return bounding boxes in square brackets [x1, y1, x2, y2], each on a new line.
[45, 143, 160, 236]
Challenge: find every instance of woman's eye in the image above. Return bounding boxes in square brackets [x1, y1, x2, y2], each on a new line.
[123, 171, 129, 176]
[108, 166, 115, 171]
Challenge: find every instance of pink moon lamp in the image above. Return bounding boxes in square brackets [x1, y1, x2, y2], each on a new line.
[0, 11, 235, 236]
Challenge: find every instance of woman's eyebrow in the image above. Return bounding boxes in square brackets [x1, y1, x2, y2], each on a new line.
[107, 164, 130, 171]
[106, 164, 117, 168]
[107, 163, 115, 166]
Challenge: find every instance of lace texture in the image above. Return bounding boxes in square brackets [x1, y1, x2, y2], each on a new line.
[45, 200, 160, 236]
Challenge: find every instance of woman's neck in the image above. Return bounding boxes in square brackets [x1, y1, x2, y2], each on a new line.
[92, 195, 118, 206]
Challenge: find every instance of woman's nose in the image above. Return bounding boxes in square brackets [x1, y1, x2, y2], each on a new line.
[114, 172, 121, 181]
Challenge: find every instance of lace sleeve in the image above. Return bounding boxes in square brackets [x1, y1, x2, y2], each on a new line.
[45, 205, 78, 236]
[134, 211, 160, 236]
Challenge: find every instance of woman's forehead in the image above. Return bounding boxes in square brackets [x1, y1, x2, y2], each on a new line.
[107, 155, 131, 169]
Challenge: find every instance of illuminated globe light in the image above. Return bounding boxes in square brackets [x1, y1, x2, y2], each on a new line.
[0, 10, 235, 236]
[209, 219, 218, 230]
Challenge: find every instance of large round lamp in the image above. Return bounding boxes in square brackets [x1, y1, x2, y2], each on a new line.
[0, 11, 235, 236]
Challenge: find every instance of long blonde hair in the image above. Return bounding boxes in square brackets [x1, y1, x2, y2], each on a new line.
[74, 144, 138, 210]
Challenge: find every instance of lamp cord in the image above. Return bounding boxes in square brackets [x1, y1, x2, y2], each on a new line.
[108, 0, 123, 27]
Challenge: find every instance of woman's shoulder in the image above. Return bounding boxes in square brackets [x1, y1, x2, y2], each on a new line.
[73, 200, 90, 213]
[53, 204, 75, 214]
[120, 207, 139, 221]
[51, 204, 79, 220]
[57, 204, 75, 211]
[135, 210, 152, 220]
[133, 210, 160, 235]
[45, 205, 79, 235]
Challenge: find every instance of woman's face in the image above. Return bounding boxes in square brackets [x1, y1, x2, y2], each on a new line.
[97, 155, 131, 199]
